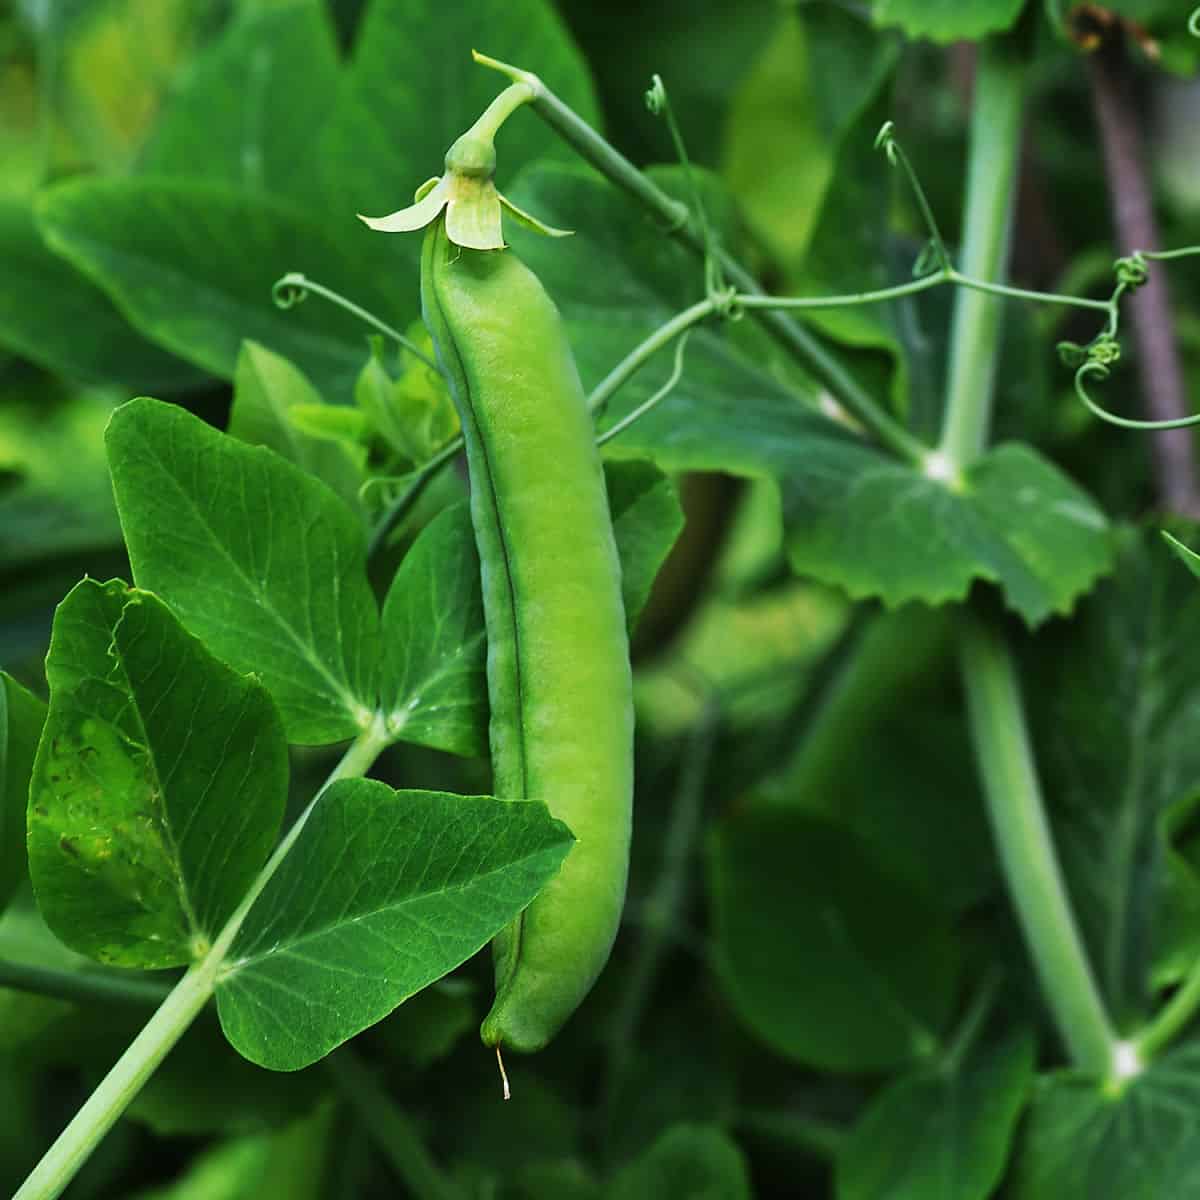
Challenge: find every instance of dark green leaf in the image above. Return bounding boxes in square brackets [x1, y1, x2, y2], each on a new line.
[228, 341, 365, 512]
[1013, 1042, 1200, 1199]
[1, 674, 46, 912]
[709, 810, 961, 1071]
[37, 178, 400, 402]
[1029, 529, 1200, 1023]
[139, 4, 340, 203]
[0, 382, 122, 571]
[379, 503, 487, 757]
[837, 1029, 1035, 1200]
[872, 0, 1028, 43]
[216, 779, 573, 1070]
[27, 579, 288, 968]
[610, 1124, 752, 1200]
[107, 397, 381, 745]
[0, 200, 203, 391]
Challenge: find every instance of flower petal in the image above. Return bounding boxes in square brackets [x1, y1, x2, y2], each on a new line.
[498, 192, 573, 239]
[445, 176, 505, 250]
[358, 177, 449, 233]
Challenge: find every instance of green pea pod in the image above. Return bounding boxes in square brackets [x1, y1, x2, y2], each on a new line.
[421, 217, 634, 1052]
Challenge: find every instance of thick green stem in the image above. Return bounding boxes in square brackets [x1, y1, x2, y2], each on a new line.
[943, 39, 1116, 1079]
[959, 616, 1115, 1076]
[16, 722, 391, 1200]
[938, 38, 1027, 467]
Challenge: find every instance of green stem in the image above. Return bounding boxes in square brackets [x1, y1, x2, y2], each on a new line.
[366, 439, 464, 560]
[16, 722, 391, 1200]
[14, 959, 220, 1200]
[960, 616, 1115, 1076]
[0, 961, 171, 1008]
[1136, 961, 1200, 1060]
[938, 39, 1027, 467]
[323, 1049, 463, 1200]
[473, 52, 927, 466]
[943, 39, 1116, 1080]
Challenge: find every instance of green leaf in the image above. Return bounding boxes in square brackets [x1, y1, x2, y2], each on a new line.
[1163, 529, 1200, 582]
[0, 382, 123, 571]
[228, 341, 365, 512]
[610, 1124, 752, 1200]
[507, 165, 1111, 623]
[1012, 1042, 1200, 1199]
[605, 460, 686, 632]
[1028, 528, 1200, 1023]
[723, 5, 899, 269]
[215, 779, 573, 1070]
[784, 441, 1113, 626]
[27, 579, 288, 968]
[36, 178, 402, 401]
[107, 397, 382, 745]
[1, 674, 46, 912]
[0, 199, 203, 390]
[709, 809, 960, 1071]
[872, 0, 1028, 43]
[138, 3, 340, 203]
[380, 503, 487, 756]
[837, 1029, 1035, 1200]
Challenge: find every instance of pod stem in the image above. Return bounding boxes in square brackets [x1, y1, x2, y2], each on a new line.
[473, 51, 927, 467]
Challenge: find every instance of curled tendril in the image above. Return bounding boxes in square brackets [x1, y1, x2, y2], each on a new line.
[1113, 253, 1148, 288]
[1074, 359, 1200, 431]
[874, 121, 899, 166]
[644, 74, 666, 115]
[710, 284, 741, 322]
[273, 272, 310, 309]
[1191, 7, 1199, 36]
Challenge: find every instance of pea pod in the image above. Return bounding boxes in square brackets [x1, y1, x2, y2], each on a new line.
[364, 90, 635, 1052]
[423, 218, 633, 1051]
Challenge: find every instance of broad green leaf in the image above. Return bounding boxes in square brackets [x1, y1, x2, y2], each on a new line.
[610, 1124, 752, 1200]
[380, 503, 487, 756]
[722, 5, 899, 269]
[107, 397, 381, 745]
[215, 779, 573, 1070]
[138, 3, 339, 203]
[1012, 1042, 1200, 1199]
[36, 178, 402, 402]
[709, 810, 960, 1071]
[872, 0, 1028, 42]
[379, 463, 681, 757]
[0, 674, 46, 912]
[0, 200, 202, 390]
[507, 165, 1111, 624]
[228, 341, 365, 512]
[837, 1029, 1035, 1200]
[784, 441, 1112, 626]
[27, 579, 288, 968]
[0, 382, 122, 571]
[1028, 529, 1200, 1024]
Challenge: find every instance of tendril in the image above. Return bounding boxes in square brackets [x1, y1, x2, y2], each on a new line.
[270, 272, 443, 375]
[875, 121, 950, 275]
[1073, 360, 1200, 431]
[272, 272, 309, 309]
[595, 330, 692, 447]
[645, 73, 727, 298]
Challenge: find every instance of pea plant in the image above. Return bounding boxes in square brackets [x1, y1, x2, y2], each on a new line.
[3, 1, 1200, 1198]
